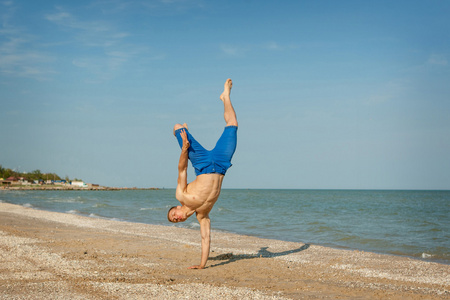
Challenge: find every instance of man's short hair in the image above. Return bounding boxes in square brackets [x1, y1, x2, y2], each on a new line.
[167, 206, 177, 223]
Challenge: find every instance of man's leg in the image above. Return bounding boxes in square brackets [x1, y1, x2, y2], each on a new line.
[220, 79, 238, 127]
[174, 125, 212, 175]
[212, 125, 237, 173]
[210, 79, 238, 174]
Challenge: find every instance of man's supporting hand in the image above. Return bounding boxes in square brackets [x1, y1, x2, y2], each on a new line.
[188, 265, 205, 269]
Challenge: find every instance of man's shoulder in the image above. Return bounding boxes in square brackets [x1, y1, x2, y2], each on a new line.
[175, 185, 185, 199]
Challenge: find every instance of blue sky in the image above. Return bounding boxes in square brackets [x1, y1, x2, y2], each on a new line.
[1, 0, 449, 189]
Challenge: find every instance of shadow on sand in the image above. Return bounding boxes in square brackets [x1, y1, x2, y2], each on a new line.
[208, 244, 310, 268]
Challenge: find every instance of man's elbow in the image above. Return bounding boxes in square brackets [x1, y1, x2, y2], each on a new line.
[178, 160, 188, 171]
[201, 233, 210, 242]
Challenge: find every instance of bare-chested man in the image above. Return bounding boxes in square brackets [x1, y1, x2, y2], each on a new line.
[168, 78, 238, 269]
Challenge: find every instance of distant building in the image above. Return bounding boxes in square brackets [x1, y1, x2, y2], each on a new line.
[71, 181, 87, 187]
[1, 180, 11, 186]
[54, 180, 67, 185]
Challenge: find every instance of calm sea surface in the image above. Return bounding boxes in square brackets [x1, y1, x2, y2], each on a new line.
[1, 189, 449, 264]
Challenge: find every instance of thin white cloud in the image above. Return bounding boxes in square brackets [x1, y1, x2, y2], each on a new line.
[45, 9, 111, 33]
[44, 6, 139, 81]
[0, 36, 25, 53]
[105, 51, 129, 70]
[89, 0, 133, 14]
[220, 41, 294, 56]
[364, 79, 408, 106]
[265, 41, 282, 51]
[45, 11, 71, 23]
[220, 44, 249, 57]
[0, 2, 55, 80]
[427, 54, 448, 66]
[112, 32, 130, 39]
[142, 0, 205, 15]
[89, 0, 205, 16]
[1, 2, 167, 82]
[1, 0, 15, 28]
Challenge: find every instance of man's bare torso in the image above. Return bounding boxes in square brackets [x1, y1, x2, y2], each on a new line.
[177, 173, 224, 215]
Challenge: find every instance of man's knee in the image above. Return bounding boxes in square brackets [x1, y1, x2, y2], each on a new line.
[173, 123, 187, 135]
[226, 121, 238, 127]
[173, 123, 184, 131]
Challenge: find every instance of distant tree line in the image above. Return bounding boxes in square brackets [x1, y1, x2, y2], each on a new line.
[0, 165, 81, 182]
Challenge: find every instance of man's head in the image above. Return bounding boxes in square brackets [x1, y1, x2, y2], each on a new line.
[167, 205, 188, 223]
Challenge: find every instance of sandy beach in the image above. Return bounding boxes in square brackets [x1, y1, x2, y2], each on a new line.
[0, 203, 448, 299]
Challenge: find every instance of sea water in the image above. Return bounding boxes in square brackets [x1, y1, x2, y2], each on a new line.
[1, 189, 449, 264]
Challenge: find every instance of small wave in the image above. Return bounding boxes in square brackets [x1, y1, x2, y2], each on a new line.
[421, 252, 433, 259]
[111, 218, 124, 222]
[47, 197, 86, 204]
[307, 221, 323, 225]
[23, 203, 33, 208]
[313, 225, 333, 233]
[217, 207, 233, 212]
[92, 203, 111, 208]
[186, 222, 200, 229]
[88, 214, 124, 222]
[140, 207, 163, 211]
[66, 210, 80, 214]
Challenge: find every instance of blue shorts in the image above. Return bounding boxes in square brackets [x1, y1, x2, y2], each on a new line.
[175, 126, 238, 176]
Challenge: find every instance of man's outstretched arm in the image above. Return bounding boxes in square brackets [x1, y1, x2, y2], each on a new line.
[189, 214, 211, 269]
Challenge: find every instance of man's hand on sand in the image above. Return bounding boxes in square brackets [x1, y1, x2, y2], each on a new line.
[188, 265, 205, 270]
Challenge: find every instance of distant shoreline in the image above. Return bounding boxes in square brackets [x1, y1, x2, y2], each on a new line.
[0, 186, 160, 191]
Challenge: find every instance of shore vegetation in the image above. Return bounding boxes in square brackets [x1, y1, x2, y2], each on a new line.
[0, 164, 80, 183]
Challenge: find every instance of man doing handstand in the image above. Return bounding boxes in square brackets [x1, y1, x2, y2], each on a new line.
[168, 78, 238, 269]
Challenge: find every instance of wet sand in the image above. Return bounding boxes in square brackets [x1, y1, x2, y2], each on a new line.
[0, 203, 448, 299]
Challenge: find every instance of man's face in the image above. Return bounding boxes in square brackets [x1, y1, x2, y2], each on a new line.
[170, 206, 187, 223]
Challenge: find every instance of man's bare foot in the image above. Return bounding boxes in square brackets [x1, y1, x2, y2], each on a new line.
[220, 78, 232, 102]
